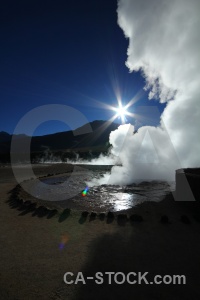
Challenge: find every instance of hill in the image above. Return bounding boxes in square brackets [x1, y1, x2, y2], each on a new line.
[0, 120, 120, 162]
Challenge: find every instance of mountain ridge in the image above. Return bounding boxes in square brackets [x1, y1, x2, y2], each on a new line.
[0, 120, 120, 161]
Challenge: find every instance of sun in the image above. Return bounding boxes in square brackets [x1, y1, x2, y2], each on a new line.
[93, 89, 144, 125]
[113, 104, 128, 123]
[116, 105, 127, 118]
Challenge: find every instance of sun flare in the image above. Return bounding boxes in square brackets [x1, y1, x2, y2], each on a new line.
[113, 104, 128, 123]
[116, 105, 127, 118]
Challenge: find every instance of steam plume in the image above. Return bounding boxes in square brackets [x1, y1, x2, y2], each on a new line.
[89, 0, 200, 186]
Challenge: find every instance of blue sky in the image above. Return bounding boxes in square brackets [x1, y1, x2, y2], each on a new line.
[0, 0, 165, 135]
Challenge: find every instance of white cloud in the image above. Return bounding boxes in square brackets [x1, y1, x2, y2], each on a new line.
[89, 0, 200, 186]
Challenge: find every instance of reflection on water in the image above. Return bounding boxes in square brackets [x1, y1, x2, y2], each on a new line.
[109, 193, 141, 211]
[22, 170, 175, 212]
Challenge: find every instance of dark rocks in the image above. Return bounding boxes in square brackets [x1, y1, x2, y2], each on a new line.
[107, 211, 115, 219]
[32, 206, 49, 218]
[58, 208, 71, 222]
[90, 212, 97, 218]
[23, 200, 31, 206]
[47, 173, 54, 177]
[47, 209, 58, 219]
[79, 211, 89, 224]
[81, 211, 89, 218]
[106, 211, 115, 224]
[99, 212, 105, 220]
[89, 212, 97, 221]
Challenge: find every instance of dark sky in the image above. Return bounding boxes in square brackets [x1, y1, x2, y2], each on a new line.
[0, 0, 165, 135]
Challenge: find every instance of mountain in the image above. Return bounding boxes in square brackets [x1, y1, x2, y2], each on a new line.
[0, 132, 29, 154]
[0, 120, 120, 161]
[30, 120, 120, 151]
[0, 131, 11, 143]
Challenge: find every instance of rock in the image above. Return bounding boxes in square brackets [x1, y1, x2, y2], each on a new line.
[89, 212, 97, 221]
[90, 212, 97, 218]
[107, 211, 115, 219]
[47, 209, 58, 219]
[37, 206, 48, 217]
[81, 211, 89, 218]
[99, 213, 105, 220]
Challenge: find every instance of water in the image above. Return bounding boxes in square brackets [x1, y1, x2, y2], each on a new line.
[22, 170, 175, 212]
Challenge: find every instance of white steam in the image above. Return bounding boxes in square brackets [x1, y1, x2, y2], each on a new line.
[67, 152, 119, 165]
[88, 0, 200, 186]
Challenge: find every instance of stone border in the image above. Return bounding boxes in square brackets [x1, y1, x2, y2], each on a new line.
[7, 182, 198, 226]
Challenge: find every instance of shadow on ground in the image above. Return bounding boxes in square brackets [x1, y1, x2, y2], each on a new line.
[51, 197, 200, 300]
[6, 185, 59, 219]
[59, 208, 71, 222]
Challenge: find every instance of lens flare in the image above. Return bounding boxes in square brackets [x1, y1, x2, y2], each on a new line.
[59, 232, 70, 250]
[82, 186, 89, 197]
[116, 106, 127, 117]
[114, 104, 128, 123]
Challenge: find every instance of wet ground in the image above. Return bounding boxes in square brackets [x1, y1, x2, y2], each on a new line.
[20, 168, 175, 212]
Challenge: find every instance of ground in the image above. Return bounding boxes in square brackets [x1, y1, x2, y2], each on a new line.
[0, 164, 200, 300]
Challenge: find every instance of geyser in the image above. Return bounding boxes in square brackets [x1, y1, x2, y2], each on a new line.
[89, 0, 200, 186]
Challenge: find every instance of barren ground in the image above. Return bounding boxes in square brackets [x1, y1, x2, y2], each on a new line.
[0, 164, 200, 300]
